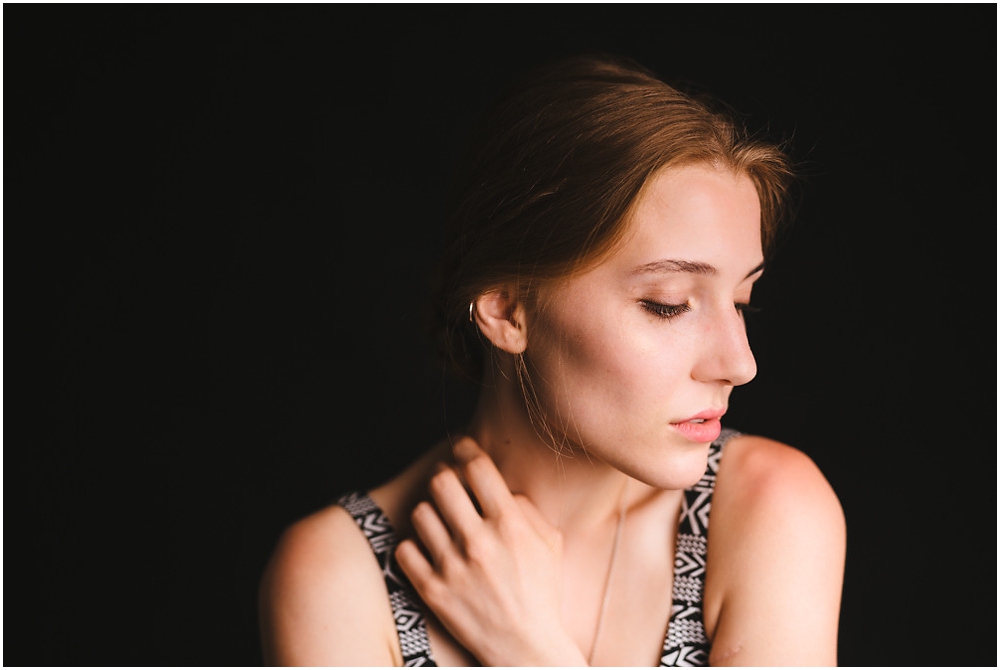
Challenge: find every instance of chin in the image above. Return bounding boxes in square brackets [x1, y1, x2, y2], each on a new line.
[640, 442, 713, 490]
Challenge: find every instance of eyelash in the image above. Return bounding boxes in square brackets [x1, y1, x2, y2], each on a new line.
[640, 300, 691, 319]
[639, 300, 762, 320]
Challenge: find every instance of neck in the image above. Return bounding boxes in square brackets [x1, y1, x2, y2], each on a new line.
[462, 363, 652, 533]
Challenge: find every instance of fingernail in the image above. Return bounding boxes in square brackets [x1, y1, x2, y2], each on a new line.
[453, 438, 477, 463]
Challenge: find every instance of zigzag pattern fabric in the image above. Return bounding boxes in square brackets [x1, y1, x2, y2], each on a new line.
[337, 428, 737, 667]
[660, 428, 737, 666]
[338, 491, 437, 666]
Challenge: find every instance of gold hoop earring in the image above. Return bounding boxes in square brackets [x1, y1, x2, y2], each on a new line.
[468, 300, 476, 323]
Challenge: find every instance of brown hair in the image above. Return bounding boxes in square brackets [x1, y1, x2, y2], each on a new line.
[428, 53, 795, 384]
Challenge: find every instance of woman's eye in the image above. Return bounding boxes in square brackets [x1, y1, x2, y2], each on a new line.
[640, 300, 691, 320]
[735, 303, 762, 319]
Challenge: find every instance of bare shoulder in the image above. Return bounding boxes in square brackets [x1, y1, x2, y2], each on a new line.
[704, 434, 846, 666]
[715, 433, 845, 526]
[258, 503, 400, 666]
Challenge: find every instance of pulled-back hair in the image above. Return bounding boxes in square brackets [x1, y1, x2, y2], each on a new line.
[428, 53, 795, 384]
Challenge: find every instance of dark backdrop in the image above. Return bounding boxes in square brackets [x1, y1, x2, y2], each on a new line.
[9, 5, 995, 667]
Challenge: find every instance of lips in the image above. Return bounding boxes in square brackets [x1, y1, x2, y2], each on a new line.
[670, 409, 725, 443]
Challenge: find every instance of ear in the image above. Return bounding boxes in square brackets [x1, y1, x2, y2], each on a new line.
[473, 288, 528, 355]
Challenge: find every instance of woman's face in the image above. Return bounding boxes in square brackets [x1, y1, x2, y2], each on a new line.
[525, 164, 764, 489]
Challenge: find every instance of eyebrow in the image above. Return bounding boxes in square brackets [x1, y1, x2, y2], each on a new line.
[631, 259, 766, 280]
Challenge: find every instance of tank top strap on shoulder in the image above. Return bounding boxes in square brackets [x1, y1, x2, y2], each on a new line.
[660, 426, 739, 666]
[336, 491, 438, 666]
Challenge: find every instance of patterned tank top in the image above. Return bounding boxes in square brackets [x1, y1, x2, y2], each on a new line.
[336, 428, 738, 666]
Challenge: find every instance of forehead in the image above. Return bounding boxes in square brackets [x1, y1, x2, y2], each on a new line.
[534, 164, 764, 306]
[613, 164, 763, 273]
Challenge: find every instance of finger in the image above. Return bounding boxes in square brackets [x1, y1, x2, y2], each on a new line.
[428, 462, 485, 539]
[454, 438, 515, 519]
[410, 500, 454, 567]
[395, 537, 437, 594]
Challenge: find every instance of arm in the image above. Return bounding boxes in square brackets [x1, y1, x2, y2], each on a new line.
[258, 505, 400, 666]
[705, 435, 847, 666]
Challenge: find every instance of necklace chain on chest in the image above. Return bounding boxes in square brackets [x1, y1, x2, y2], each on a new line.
[588, 480, 629, 665]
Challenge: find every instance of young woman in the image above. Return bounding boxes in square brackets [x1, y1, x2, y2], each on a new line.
[258, 53, 846, 666]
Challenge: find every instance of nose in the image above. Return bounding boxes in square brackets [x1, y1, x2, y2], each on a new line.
[691, 306, 758, 387]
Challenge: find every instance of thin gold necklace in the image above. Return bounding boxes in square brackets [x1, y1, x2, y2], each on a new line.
[588, 480, 629, 666]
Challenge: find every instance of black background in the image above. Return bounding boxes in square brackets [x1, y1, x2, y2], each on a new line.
[8, 5, 996, 667]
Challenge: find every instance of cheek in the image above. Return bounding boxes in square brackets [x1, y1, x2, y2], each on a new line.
[530, 310, 688, 416]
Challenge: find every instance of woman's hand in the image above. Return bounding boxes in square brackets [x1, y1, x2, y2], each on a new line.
[395, 438, 587, 667]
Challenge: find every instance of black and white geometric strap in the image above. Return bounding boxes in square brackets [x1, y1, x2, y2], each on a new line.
[660, 428, 739, 666]
[337, 491, 437, 666]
